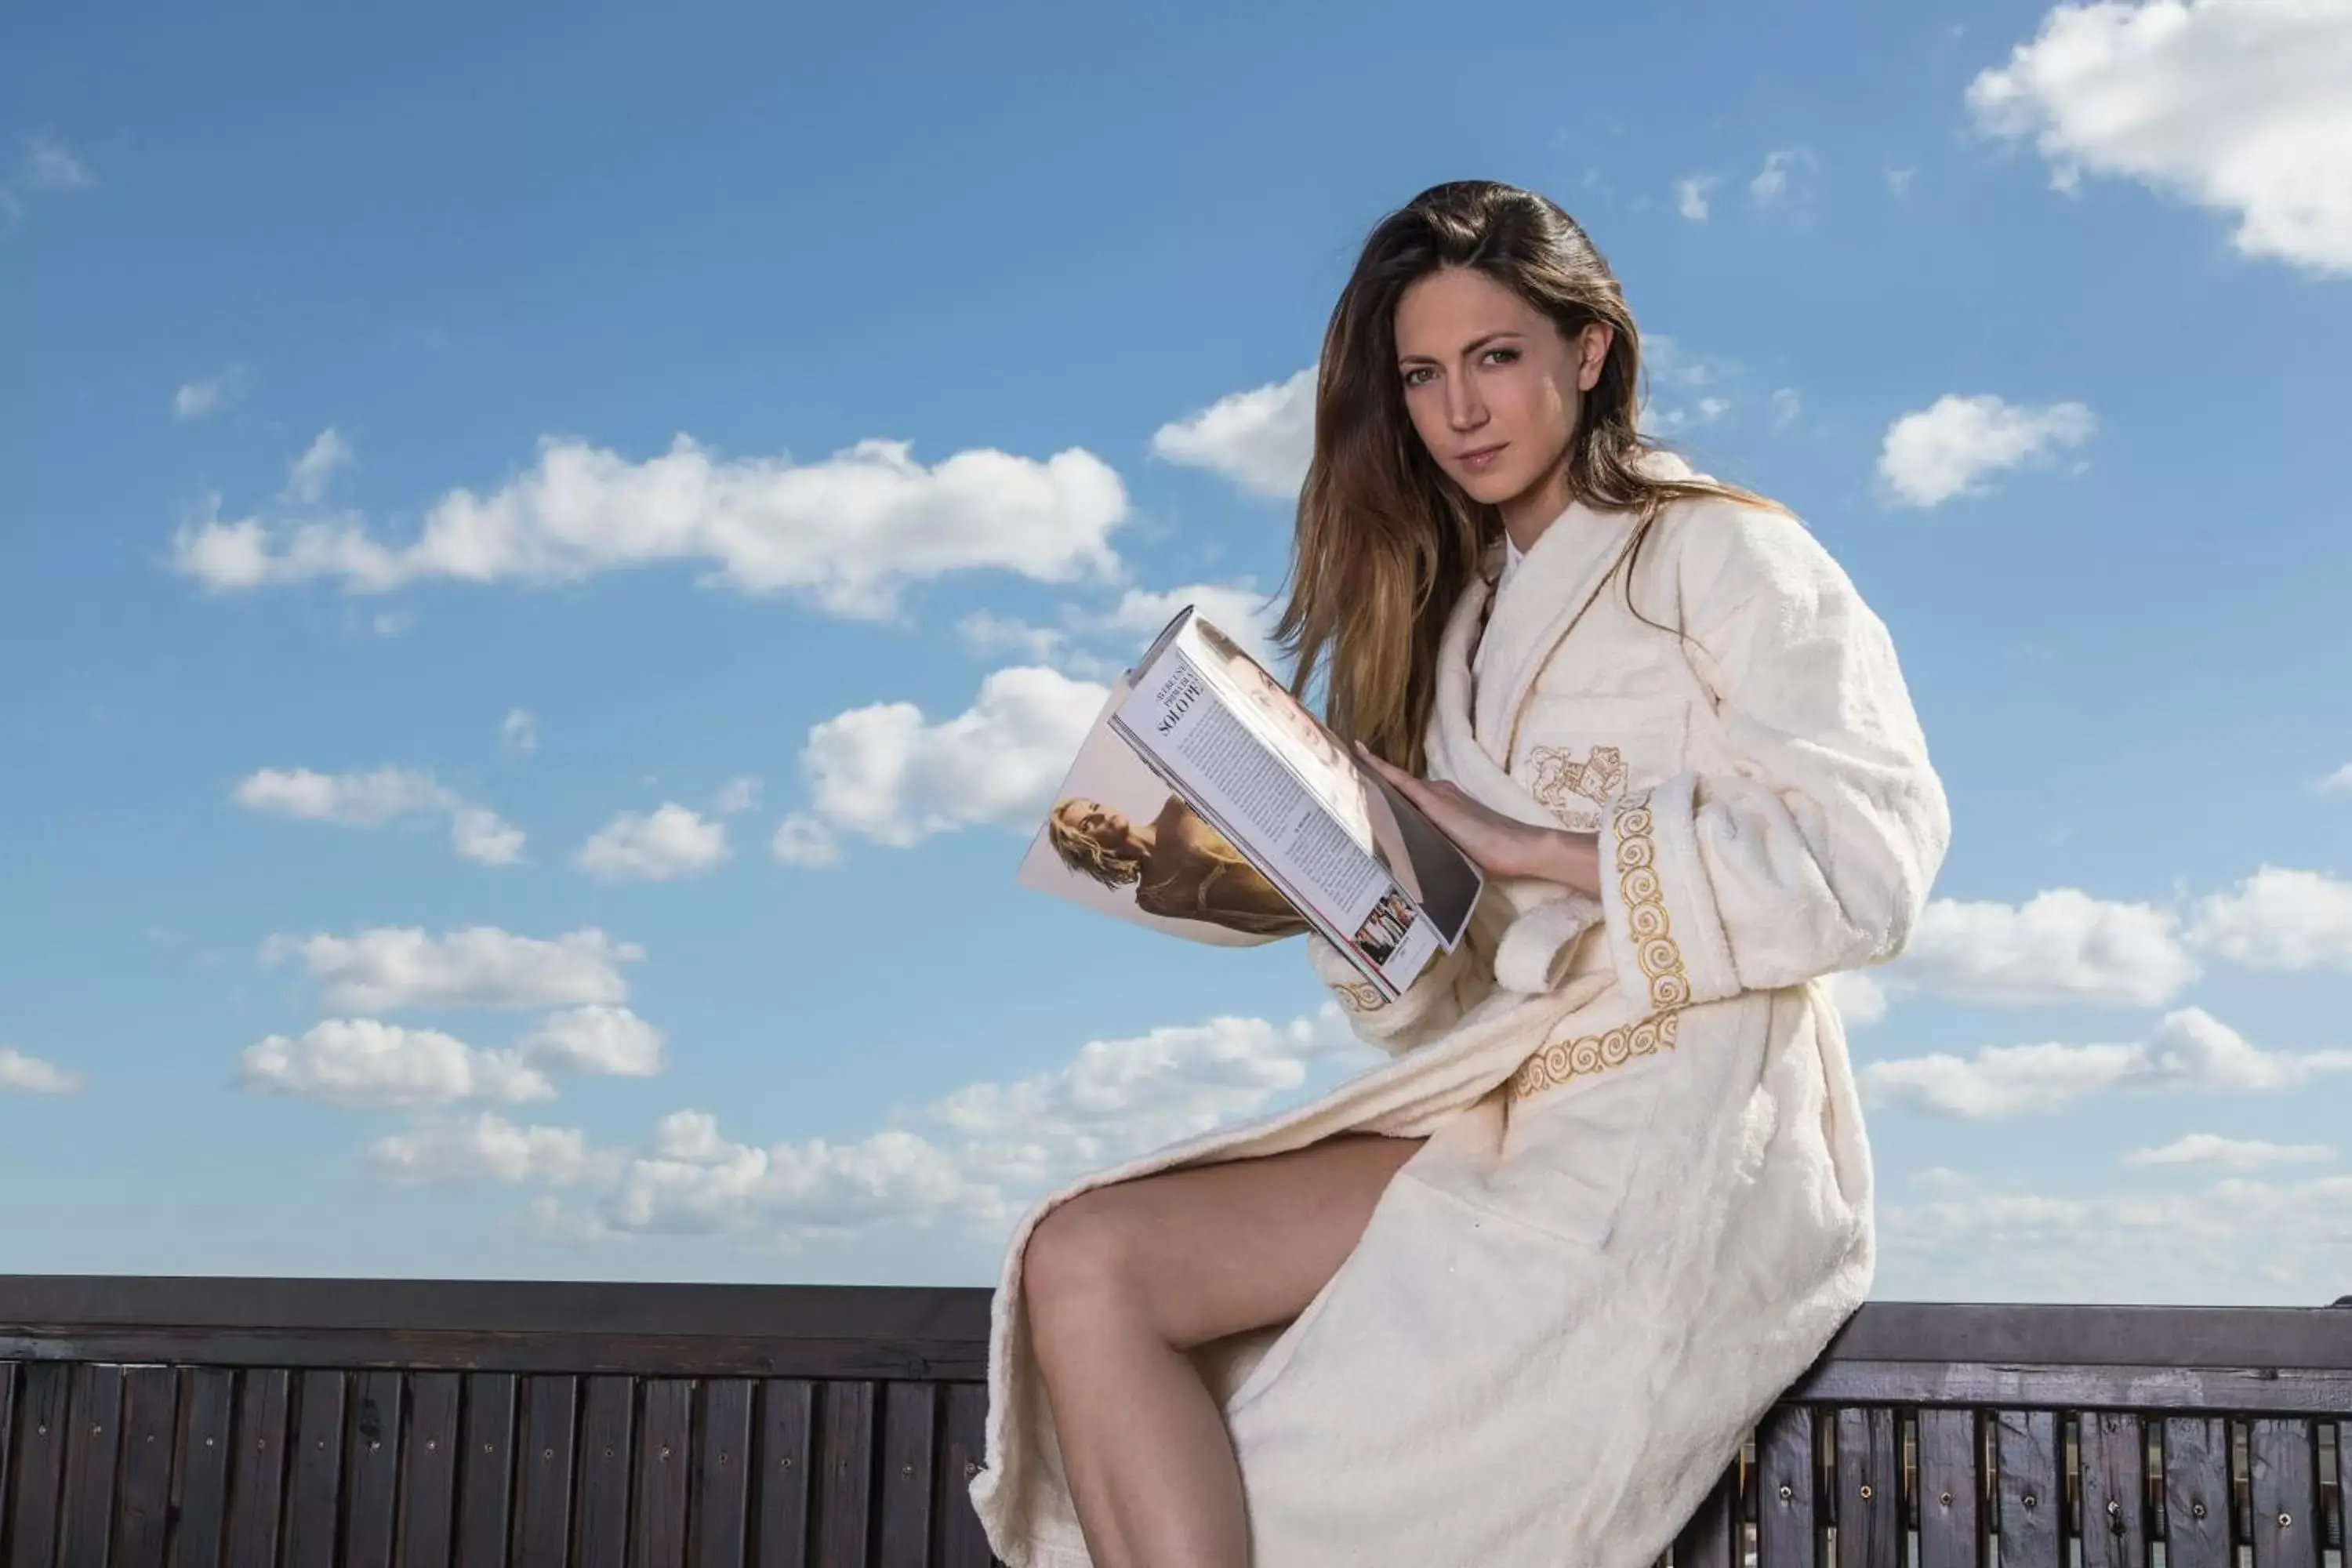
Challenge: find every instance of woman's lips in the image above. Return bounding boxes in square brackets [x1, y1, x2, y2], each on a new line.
[1460, 442, 1507, 470]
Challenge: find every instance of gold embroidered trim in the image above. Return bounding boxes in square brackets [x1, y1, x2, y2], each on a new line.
[1611, 790, 1692, 1011]
[1510, 1010, 1679, 1099]
[1525, 742, 1624, 829]
[1334, 979, 1385, 1012]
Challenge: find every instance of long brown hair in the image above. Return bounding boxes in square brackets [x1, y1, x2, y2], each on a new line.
[1274, 180, 1782, 773]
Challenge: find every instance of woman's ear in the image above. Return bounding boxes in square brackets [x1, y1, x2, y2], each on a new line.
[1576, 323, 1614, 393]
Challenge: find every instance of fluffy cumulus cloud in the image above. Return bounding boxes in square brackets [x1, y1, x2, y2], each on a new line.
[1890, 888, 2199, 1005]
[1968, 0, 2352, 274]
[238, 1019, 555, 1109]
[1748, 147, 1820, 206]
[516, 1005, 667, 1076]
[2316, 763, 2352, 795]
[170, 434, 1128, 619]
[956, 579, 1286, 684]
[0, 134, 93, 225]
[1860, 1006, 2352, 1118]
[1675, 176, 1719, 221]
[2119, 1132, 2334, 1170]
[1877, 394, 2097, 506]
[233, 766, 524, 866]
[369, 1112, 621, 1187]
[281, 429, 354, 506]
[172, 365, 251, 422]
[260, 925, 641, 1013]
[1149, 366, 1316, 500]
[2184, 866, 2352, 970]
[574, 804, 729, 884]
[782, 665, 1106, 855]
[0, 1046, 83, 1094]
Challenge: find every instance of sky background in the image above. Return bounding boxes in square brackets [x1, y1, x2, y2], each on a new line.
[4, 0, 2349, 1304]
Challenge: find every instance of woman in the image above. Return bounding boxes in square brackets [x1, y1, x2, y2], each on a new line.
[1047, 794, 1312, 939]
[972, 180, 1950, 1567]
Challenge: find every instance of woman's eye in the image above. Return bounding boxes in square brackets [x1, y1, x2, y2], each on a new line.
[1486, 348, 1519, 365]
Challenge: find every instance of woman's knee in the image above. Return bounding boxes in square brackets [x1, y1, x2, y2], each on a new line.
[1024, 1186, 1149, 1326]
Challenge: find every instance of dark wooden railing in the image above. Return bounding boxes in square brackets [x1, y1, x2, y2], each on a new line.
[0, 1276, 2345, 1566]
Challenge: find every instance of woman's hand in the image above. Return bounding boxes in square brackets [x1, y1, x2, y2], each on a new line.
[1354, 742, 1601, 896]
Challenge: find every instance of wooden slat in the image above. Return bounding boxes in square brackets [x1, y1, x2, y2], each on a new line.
[1834, 1406, 1898, 1568]
[56, 1360, 124, 1568]
[344, 1370, 404, 1568]
[111, 1364, 178, 1568]
[753, 1380, 813, 1567]
[691, 1380, 753, 1568]
[934, 1384, 992, 1568]
[572, 1376, 634, 1568]
[454, 1372, 517, 1568]
[2078, 1410, 2149, 1568]
[223, 1367, 291, 1568]
[285, 1370, 347, 1568]
[1754, 1403, 1818, 1568]
[633, 1380, 692, 1568]
[2161, 1415, 2232, 1568]
[172, 1367, 239, 1568]
[1790, 1361, 2352, 1415]
[1994, 1409, 2061, 1568]
[398, 1373, 463, 1568]
[2247, 1418, 2321, 1567]
[9, 1360, 72, 1568]
[812, 1381, 874, 1568]
[1915, 1406, 1980, 1568]
[514, 1375, 579, 1568]
[877, 1382, 937, 1568]
[0, 1363, 15, 1536]
[1670, 1461, 1739, 1568]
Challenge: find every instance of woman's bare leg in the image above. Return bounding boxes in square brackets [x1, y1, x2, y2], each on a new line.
[1022, 1131, 1427, 1568]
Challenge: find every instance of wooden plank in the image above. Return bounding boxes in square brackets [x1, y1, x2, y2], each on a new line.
[877, 1382, 936, 1568]
[514, 1374, 579, 1568]
[56, 1360, 124, 1568]
[2247, 1417, 2320, 1568]
[2077, 1410, 2149, 1568]
[8, 1360, 72, 1568]
[691, 1380, 753, 1568]
[811, 1382, 874, 1568]
[398, 1373, 463, 1568]
[1788, 1359, 2352, 1416]
[1833, 1406, 1898, 1568]
[933, 1384, 992, 1568]
[1993, 1409, 2062, 1568]
[0, 1363, 14, 1538]
[172, 1367, 239, 1568]
[454, 1372, 517, 1568]
[632, 1380, 691, 1568]
[752, 1380, 813, 1568]
[284, 1369, 347, 1568]
[2161, 1415, 2232, 1568]
[343, 1370, 404, 1568]
[1754, 1403, 1818, 1568]
[111, 1364, 179, 1568]
[572, 1376, 634, 1568]
[223, 1367, 292, 1568]
[1669, 1460, 1739, 1568]
[1915, 1406, 1980, 1568]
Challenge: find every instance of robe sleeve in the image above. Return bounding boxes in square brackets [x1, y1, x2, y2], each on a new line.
[1594, 504, 1950, 1013]
[1302, 889, 1512, 1054]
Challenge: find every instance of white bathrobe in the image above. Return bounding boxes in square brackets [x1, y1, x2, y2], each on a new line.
[970, 453, 1952, 1567]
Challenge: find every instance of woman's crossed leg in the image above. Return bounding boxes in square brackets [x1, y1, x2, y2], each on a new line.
[1023, 1131, 1428, 1568]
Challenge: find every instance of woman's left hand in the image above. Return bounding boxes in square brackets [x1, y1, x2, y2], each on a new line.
[1355, 743, 1600, 895]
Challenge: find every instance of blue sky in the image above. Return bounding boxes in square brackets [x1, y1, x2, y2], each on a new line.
[4, 0, 2349, 1303]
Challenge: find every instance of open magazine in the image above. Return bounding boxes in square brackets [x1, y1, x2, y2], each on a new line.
[1017, 607, 1485, 1002]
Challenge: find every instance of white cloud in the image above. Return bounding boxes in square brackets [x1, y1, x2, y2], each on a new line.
[575, 804, 729, 883]
[1675, 176, 1719, 221]
[1149, 366, 1316, 500]
[1861, 1006, 2352, 1118]
[232, 765, 524, 866]
[517, 1005, 667, 1076]
[790, 665, 1105, 851]
[1749, 147, 1820, 205]
[953, 580, 1280, 683]
[172, 365, 251, 422]
[1967, 0, 2352, 274]
[1, 136, 93, 224]
[259, 925, 641, 1013]
[2120, 1132, 2334, 1170]
[713, 777, 760, 815]
[239, 1019, 554, 1109]
[1769, 387, 1802, 430]
[1886, 167, 1918, 197]
[169, 434, 1128, 618]
[500, 709, 538, 755]
[369, 1112, 619, 1186]
[2315, 763, 2352, 794]
[282, 428, 354, 506]
[769, 813, 842, 867]
[1822, 969, 1889, 1026]
[1891, 888, 2198, 1004]
[0, 1047, 82, 1094]
[2186, 866, 2352, 969]
[1878, 394, 2097, 506]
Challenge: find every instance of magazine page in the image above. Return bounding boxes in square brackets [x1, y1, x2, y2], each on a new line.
[1112, 652, 1439, 998]
[1016, 676, 1311, 949]
[1172, 615, 1483, 949]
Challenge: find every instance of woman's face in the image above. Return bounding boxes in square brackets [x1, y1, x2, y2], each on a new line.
[1392, 266, 1610, 512]
[1067, 800, 1142, 862]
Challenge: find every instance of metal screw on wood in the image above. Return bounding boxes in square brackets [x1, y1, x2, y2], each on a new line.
[2278, 1512, 2292, 1527]
[543, 1448, 554, 1459]
[1858, 1483, 1872, 1500]
[1777, 1484, 1792, 1501]
[780, 1456, 794, 1469]
[661, 1446, 672, 1460]
[964, 1461, 981, 1479]
[1939, 1490, 1952, 1507]
[2191, 1501, 2206, 1518]
[2022, 1493, 2038, 1508]
[902, 1463, 915, 1476]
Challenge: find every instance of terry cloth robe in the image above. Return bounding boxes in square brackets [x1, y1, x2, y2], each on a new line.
[969, 452, 1952, 1568]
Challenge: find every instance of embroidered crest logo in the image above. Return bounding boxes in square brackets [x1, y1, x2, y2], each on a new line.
[1523, 743, 1624, 829]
